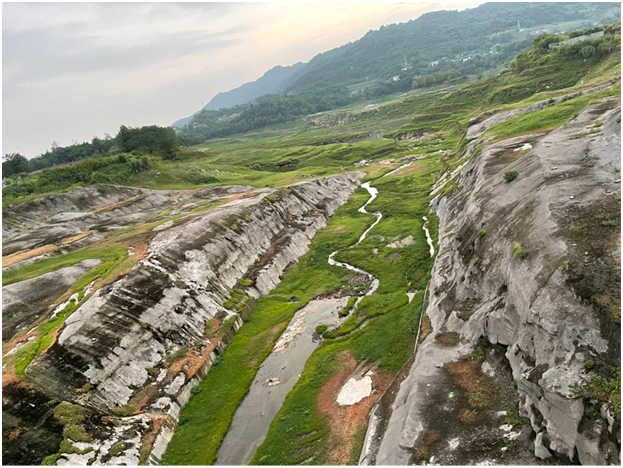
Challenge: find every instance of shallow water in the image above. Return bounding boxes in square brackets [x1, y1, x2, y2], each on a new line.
[215, 298, 347, 465]
[216, 179, 422, 464]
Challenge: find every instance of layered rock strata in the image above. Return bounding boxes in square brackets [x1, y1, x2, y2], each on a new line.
[371, 97, 620, 464]
[25, 173, 364, 414]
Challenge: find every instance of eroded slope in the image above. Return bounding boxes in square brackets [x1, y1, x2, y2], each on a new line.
[371, 96, 621, 464]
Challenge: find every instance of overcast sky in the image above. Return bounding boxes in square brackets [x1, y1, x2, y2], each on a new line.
[3, 2, 481, 157]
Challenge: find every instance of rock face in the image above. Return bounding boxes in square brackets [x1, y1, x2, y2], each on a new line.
[372, 97, 620, 464]
[2, 259, 103, 341]
[2, 184, 254, 256]
[26, 173, 364, 413]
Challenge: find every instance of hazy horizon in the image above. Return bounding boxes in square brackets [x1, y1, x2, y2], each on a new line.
[2, 2, 481, 158]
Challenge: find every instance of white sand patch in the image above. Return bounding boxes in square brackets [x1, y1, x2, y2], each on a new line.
[386, 235, 415, 249]
[337, 375, 373, 406]
[481, 361, 495, 377]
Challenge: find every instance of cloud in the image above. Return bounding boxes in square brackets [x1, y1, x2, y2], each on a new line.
[2, 2, 481, 157]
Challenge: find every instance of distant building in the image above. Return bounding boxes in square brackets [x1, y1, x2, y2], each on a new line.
[530, 28, 550, 36]
[393, 75, 400, 82]
[430, 60, 439, 67]
[549, 31, 604, 48]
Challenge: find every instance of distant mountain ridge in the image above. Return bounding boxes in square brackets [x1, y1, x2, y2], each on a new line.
[173, 2, 620, 129]
[172, 62, 305, 127]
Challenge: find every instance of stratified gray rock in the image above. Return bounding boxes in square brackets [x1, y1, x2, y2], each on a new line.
[2, 258, 103, 341]
[374, 97, 620, 464]
[26, 173, 364, 411]
[2, 184, 255, 255]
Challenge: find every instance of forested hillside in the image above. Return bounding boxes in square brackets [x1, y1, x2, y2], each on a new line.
[172, 63, 306, 127]
[175, 2, 619, 143]
[284, 2, 619, 94]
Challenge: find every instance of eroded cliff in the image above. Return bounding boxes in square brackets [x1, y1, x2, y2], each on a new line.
[368, 96, 621, 464]
[3, 172, 363, 465]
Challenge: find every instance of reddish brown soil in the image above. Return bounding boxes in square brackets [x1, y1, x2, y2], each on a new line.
[446, 358, 497, 411]
[172, 187, 211, 199]
[60, 233, 90, 245]
[420, 315, 432, 342]
[458, 407, 478, 424]
[317, 352, 393, 465]
[2, 244, 57, 267]
[94, 194, 147, 213]
[435, 332, 460, 346]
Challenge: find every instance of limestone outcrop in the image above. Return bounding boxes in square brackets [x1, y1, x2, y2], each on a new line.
[25, 173, 364, 414]
[370, 97, 621, 464]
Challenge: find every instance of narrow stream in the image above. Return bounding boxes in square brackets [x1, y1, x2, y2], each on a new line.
[216, 163, 432, 464]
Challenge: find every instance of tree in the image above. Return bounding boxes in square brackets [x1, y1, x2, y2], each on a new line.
[2, 153, 29, 178]
[580, 45, 596, 58]
[115, 125, 179, 159]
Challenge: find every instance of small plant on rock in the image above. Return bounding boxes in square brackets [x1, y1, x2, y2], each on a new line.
[504, 170, 518, 182]
[512, 242, 528, 259]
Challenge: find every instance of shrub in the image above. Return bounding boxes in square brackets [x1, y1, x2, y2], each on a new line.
[586, 359, 595, 370]
[512, 242, 528, 259]
[504, 170, 518, 182]
[477, 230, 486, 238]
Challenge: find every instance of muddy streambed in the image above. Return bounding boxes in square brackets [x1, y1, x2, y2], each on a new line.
[216, 168, 432, 464]
[215, 298, 347, 465]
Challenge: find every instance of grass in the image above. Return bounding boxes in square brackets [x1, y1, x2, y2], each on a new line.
[486, 83, 621, 140]
[338, 296, 358, 317]
[165, 347, 190, 364]
[40, 402, 94, 462]
[2, 245, 127, 287]
[162, 151, 439, 464]
[588, 368, 621, 421]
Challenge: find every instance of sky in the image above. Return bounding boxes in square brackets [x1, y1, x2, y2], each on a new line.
[2, 1, 482, 158]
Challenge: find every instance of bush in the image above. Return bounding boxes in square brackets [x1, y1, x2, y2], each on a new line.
[512, 242, 528, 259]
[504, 170, 518, 182]
[477, 230, 486, 238]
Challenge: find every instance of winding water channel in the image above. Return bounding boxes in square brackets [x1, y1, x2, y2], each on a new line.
[216, 163, 433, 464]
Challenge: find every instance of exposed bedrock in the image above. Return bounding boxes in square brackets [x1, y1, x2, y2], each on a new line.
[25, 173, 364, 413]
[2, 183, 254, 255]
[2, 259, 104, 341]
[375, 98, 621, 465]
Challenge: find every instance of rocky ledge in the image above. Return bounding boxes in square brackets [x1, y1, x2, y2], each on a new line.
[370, 97, 620, 465]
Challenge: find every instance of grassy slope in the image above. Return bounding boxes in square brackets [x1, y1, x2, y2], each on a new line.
[160, 189, 375, 464]
[2, 27, 619, 465]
